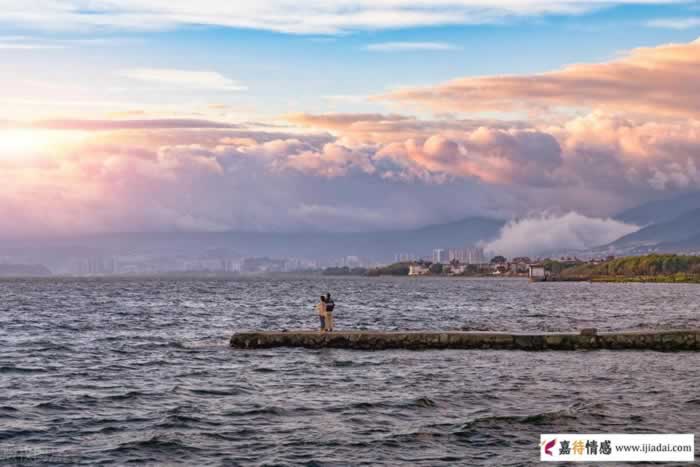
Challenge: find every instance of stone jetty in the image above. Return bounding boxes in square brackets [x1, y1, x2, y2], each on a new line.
[230, 329, 699, 351]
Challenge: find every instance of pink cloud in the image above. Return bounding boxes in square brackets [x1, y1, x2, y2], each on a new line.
[2, 101, 700, 236]
[379, 38, 700, 118]
[281, 143, 377, 178]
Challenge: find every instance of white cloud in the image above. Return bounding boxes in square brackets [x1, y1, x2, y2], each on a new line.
[366, 41, 458, 52]
[0, 43, 64, 49]
[120, 68, 246, 91]
[484, 212, 639, 257]
[647, 18, 700, 30]
[322, 94, 369, 104]
[0, 35, 65, 49]
[0, 1, 684, 34]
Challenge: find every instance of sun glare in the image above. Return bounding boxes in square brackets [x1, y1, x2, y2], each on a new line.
[0, 129, 83, 157]
[0, 130, 42, 153]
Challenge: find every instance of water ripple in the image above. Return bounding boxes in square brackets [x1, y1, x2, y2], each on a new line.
[0, 277, 698, 465]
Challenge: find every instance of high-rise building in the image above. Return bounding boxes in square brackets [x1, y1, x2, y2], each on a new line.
[444, 246, 485, 264]
[448, 248, 466, 263]
[466, 246, 485, 264]
[432, 248, 446, 264]
[78, 257, 116, 275]
[394, 253, 417, 263]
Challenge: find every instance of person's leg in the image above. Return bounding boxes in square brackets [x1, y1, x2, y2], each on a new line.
[319, 315, 326, 332]
[326, 312, 333, 332]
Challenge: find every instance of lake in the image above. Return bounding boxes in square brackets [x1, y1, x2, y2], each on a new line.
[1, 277, 698, 465]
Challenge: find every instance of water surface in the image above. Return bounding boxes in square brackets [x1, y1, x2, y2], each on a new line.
[1, 277, 698, 465]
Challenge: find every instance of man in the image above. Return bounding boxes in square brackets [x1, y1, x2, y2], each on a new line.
[316, 296, 327, 332]
[324, 293, 335, 332]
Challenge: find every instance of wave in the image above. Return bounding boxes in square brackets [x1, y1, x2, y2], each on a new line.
[13, 339, 74, 352]
[0, 366, 46, 374]
[330, 359, 388, 368]
[35, 401, 71, 410]
[188, 387, 252, 396]
[105, 390, 157, 401]
[114, 435, 204, 454]
[91, 426, 125, 435]
[201, 429, 257, 441]
[0, 428, 48, 441]
[0, 405, 20, 420]
[223, 406, 288, 417]
[362, 409, 579, 452]
[454, 409, 579, 434]
[34, 394, 98, 411]
[153, 413, 224, 430]
[413, 397, 437, 408]
[328, 397, 437, 413]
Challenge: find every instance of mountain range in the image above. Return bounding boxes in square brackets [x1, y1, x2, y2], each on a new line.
[615, 191, 700, 226]
[2, 192, 699, 275]
[608, 192, 700, 254]
[0, 216, 505, 271]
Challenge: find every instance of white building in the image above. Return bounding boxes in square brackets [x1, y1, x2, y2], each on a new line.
[394, 253, 417, 262]
[432, 248, 446, 264]
[528, 264, 547, 281]
[408, 264, 430, 276]
[466, 246, 486, 264]
[448, 246, 486, 264]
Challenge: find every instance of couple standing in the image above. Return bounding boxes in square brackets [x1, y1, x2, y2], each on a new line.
[316, 293, 335, 332]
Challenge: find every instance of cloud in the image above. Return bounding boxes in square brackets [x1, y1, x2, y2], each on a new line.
[373, 129, 563, 185]
[0, 35, 126, 49]
[2, 118, 242, 131]
[286, 112, 529, 144]
[120, 68, 246, 91]
[278, 143, 377, 177]
[268, 110, 700, 197]
[0, 42, 64, 49]
[647, 18, 700, 30]
[0, 127, 508, 236]
[550, 112, 700, 192]
[380, 37, 700, 118]
[0, 1, 684, 35]
[287, 112, 410, 128]
[366, 42, 457, 52]
[321, 95, 370, 104]
[3, 100, 700, 237]
[290, 109, 700, 202]
[484, 212, 639, 257]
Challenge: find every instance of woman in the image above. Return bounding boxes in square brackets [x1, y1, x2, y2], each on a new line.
[324, 293, 334, 332]
[316, 296, 327, 332]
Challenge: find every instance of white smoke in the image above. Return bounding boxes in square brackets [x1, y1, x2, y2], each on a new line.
[484, 212, 639, 258]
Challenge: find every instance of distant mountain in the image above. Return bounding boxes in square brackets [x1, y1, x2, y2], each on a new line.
[0, 263, 52, 277]
[0, 216, 505, 270]
[607, 207, 700, 253]
[655, 232, 700, 253]
[388, 216, 504, 252]
[615, 191, 700, 226]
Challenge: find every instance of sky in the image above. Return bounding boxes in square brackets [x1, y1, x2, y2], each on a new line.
[0, 1, 699, 238]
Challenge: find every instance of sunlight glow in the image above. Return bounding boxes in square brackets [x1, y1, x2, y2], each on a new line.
[0, 129, 84, 157]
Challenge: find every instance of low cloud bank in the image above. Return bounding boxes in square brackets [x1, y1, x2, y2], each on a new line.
[484, 212, 639, 258]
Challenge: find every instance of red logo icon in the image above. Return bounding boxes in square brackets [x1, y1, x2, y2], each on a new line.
[543, 439, 557, 456]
